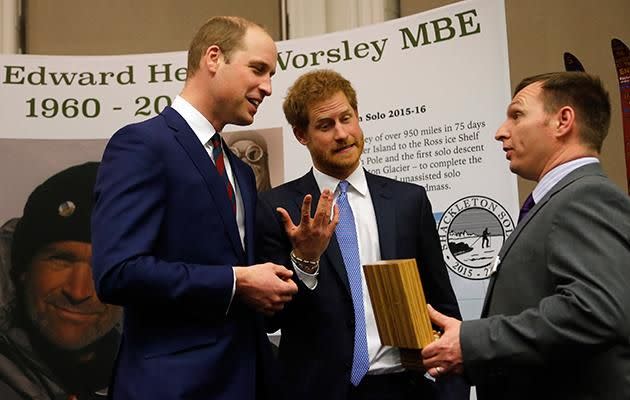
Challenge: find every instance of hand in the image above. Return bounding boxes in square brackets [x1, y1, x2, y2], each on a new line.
[276, 189, 339, 261]
[234, 263, 298, 316]
[421, 304, 464, 377]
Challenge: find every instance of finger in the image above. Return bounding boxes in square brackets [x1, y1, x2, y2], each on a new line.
[314, 190, 332, 225]
[276, 207, 295, 233]
[300, 195, 313, 225]
[329, 204, 340, 232]
[422, 347, 444, 366]
[421, 342, 437, 359]
[283, 280, 298, 294]
[427, 304, 449, 329]
[277, 294, 294, 303]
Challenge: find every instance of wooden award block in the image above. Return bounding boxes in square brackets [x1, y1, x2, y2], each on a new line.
[363, 259, 434, 370]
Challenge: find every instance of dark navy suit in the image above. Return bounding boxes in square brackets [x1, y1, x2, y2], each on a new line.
[92, 106, 273, 399]
[256, 169, 468, 400]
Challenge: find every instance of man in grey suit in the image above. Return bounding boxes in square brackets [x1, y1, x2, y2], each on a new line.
[421, 71, 630, 399]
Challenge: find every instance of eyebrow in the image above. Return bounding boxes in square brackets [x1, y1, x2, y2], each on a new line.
[251, 60, 276, 76]
[509, 97, 524, 107]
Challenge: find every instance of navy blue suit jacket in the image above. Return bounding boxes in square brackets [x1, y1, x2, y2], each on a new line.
[92, 107, 273, 400]
[255, 170, 468, 400]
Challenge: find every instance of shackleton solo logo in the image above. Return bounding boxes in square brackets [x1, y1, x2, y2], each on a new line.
[438, 196, 515, 280]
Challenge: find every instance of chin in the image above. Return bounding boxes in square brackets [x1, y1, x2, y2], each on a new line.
[233, 118, 253, 127]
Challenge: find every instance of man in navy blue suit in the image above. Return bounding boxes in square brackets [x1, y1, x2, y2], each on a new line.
[256, 69, 468, 400]
[91, 16, 297, 400]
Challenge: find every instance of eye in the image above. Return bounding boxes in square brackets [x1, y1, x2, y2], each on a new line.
[47, 251, 75, 263]
[251, 64, 265, 75]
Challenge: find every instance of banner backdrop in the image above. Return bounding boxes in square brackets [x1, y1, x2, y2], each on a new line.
[611, 38, 630, 194]
[0, 0, 515, 320]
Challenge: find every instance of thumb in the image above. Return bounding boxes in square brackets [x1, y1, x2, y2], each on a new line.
[427, 304, 449, 329]
[276, 207, 295, 233]
[273, 264, 294, 279]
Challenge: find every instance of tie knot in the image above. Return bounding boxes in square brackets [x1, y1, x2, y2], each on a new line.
[522, 193, 535, 212]
[338, 180, 349, 194]
[518, 193, 536, 222]
[210, 133, 221, 149]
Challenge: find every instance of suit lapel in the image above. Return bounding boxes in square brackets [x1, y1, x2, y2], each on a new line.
[482, 163, 605, 314]
[498, 163, 603, 261]
[296, 171, 351, 294]
[226, 145, 255, 264]
[162, 107, 244, 259]
[366, 171, 396, 259]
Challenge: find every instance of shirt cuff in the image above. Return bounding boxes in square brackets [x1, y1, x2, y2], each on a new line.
[227, 267, 236, 315]
[293, 260, 318, 290]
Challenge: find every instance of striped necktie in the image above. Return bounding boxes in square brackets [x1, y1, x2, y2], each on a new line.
[210, 133, 236, 214]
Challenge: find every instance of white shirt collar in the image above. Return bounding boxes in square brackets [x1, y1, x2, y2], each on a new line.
[532, 157, 599, 203]
[311, 165, 369, 197]
[171, 95, 218, 145]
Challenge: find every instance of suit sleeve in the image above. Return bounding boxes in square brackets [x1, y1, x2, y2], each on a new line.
[460, 181, 630, 383]
[254, 192, 299, 332]
[91, 126, 234, 317]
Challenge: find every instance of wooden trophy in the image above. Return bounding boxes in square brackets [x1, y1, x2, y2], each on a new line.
[363, 259, 437, 370]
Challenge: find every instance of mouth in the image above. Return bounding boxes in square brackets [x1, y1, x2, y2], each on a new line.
[51, 304, 101, 321]
[503, 147, 513, 159]
[334, 144, 355, 154]
[247, 97, 261, 112]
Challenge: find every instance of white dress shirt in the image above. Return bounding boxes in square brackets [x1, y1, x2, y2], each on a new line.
[532, 157, 599, 203]
[296, 166, 403, 374]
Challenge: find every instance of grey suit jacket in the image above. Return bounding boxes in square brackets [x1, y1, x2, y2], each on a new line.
[460, 163, 630, 400]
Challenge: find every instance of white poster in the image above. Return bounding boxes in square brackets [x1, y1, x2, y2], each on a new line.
[0, 0, 516, 321]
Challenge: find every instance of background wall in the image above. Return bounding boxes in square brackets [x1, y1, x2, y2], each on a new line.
[23, 0, 630, 200]
[402, 0, 630, 199]
[24, 0, 282, 53]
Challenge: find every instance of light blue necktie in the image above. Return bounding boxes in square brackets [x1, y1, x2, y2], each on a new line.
[335, 180, 369, 386]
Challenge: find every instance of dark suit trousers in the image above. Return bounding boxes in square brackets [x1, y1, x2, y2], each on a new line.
[349, 371, 434, 400]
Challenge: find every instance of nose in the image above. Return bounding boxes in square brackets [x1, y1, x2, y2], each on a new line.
[333, 122, 349, 140]
[62, 263, 95, 304]
[495, 120, 509, 142]
[259, 75, 272, 97]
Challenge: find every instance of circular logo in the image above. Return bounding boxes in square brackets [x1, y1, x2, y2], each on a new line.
[438, 196, 515, 280]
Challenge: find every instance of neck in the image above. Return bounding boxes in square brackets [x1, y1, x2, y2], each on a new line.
[314, 164, 360, 181]
[180, 80, 224, 131]
[537, 149, 598, 181]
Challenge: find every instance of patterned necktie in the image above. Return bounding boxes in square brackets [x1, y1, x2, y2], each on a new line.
[518, 193, 535, 222]
[335, 180, 369, 386]
[210, 133, 236, 214]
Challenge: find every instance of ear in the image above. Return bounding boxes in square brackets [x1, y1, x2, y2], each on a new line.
[203, 45, 223, 74]
[554, 106, 575, 138]
[293, 126, 309, 145]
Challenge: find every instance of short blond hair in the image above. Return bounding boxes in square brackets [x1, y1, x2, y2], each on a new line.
[187, 16, 264, 77]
